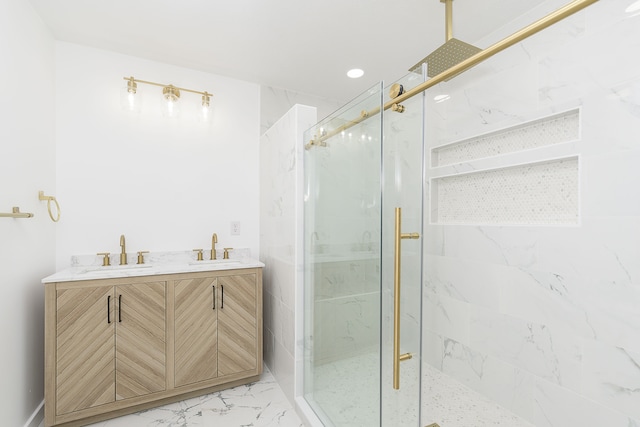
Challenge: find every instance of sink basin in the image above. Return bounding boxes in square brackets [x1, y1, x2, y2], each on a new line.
[80, 264, 153, 275]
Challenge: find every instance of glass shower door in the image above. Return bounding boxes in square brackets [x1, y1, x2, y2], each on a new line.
[303, 73, 424, 426]
[381, 72, 425, 427]
[303, 83, 384, 426]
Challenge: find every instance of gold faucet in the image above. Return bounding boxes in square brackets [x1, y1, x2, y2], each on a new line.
[211, 233, 218, 260]
[119, 234, 127, 265]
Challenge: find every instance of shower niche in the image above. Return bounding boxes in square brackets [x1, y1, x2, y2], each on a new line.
[430, 108, 581, 226]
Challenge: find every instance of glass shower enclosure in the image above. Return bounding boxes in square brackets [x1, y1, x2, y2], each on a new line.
[303, 70, 426, 426]
[300, 2, 639, 427]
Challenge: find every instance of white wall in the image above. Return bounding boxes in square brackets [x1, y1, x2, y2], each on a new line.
[0, 0, 55, 425]
[259, 104, 317, 405]
[55, 43, 261, 268]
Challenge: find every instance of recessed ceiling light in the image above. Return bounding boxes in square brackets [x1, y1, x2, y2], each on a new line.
[347, 68, 364, 79]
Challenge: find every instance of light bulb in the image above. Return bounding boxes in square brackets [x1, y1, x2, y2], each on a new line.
[199, 92, 213, 123]
[120, 77, 141, 113]
[161, 86, 181, 118]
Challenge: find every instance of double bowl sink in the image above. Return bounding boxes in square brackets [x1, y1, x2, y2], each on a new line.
[76, 259, 243, 278]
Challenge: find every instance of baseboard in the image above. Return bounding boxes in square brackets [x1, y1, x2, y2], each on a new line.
[24, 399, 44, 427]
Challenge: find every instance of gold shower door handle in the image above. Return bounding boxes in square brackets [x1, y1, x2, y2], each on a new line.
[393, 207, 420, 390]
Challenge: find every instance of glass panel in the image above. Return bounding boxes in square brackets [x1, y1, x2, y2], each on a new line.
[303, 83, 383, 426]
[381, 71, 425, 427]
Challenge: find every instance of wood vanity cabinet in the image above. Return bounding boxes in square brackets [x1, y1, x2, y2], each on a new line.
[44, 267, 263, 427]
[54, 281, 166, 416]
[174, 272, 259, 387]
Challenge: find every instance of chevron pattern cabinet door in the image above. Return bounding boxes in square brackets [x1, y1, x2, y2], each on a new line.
[115, 281, 166, 401]
[56, 286, 115, 415]
[174, 277, 218, 387]
[217, 274, 257, 377]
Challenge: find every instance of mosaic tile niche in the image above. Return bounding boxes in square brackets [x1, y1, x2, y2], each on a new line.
[432, 108, 580, 167]
[431, 157, 579, 225]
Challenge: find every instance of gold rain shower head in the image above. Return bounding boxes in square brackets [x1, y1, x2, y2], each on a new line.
[409, 0, 481, 78]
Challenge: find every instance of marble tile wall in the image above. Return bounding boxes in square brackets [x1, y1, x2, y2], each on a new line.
[260, 104, 317, 407]
[311, 257, 380, 363]
[423, 0, 640, 426]
[260, 86, 343, 136]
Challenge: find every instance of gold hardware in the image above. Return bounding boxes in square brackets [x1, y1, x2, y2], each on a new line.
[119, 234, 127, 265]
[126, 76, 137, 94]
[123, 77, 213, 118]
[193, 249, 204, 261]
[425, 423, 441, 427]
[123, 76, 212, 97]
[202, 92, 211, 106]
[97, 252, 111, 266]
[360, 110, 369, 118]
[389, 83, 404, 99]
[223, 248, 233, 259]
[443, 0, 453, 41]
[305, 0, 598, 149]
[162, 85, 180, 101]
[393, 207, 420, 390]
[211, 233, 218, 260]
[410, 0, 481, 78]
[38, 191, 61, 222]
[304, 138, 328, 150]
[391, 103, 405, 113]
[137, 251, 149, 265]
[0, 207, 34, 218]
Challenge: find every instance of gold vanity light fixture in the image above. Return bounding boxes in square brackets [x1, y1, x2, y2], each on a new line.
[122, 76, 213, 122]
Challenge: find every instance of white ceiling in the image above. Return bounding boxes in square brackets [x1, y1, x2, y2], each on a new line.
[28, 0, 548, 103]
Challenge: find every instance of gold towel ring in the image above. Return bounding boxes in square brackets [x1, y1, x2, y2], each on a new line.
[39, 191, 61, 222]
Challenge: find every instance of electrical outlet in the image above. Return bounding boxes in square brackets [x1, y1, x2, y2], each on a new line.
[230, 221, 241, 236]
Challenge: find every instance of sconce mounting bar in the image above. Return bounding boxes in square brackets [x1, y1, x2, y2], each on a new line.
[123, 77, 212, 96]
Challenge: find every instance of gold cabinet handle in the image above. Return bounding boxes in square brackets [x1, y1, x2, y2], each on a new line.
[393, 207, 419, 390]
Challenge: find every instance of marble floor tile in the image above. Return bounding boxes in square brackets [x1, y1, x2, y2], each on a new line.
[40, 357, 534, 427]
[40, 367, 304, 427]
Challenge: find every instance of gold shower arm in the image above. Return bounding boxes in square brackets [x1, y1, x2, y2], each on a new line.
[443, 0, 453, 42]
[305, 0, 599, 149]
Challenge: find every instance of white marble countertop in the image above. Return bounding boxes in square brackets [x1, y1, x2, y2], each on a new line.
[42, 249, 264, 283]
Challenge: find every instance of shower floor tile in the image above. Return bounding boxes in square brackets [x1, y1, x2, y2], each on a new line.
[310, 352, 534, 427]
